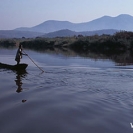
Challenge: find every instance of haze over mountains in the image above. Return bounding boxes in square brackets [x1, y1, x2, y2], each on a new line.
[0, 14, 133, 38]
[42, 29, 118, 38]
[15, 14, 133, 33]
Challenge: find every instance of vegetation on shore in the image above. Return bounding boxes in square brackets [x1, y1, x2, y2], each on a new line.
[1, 31, 133, 65]
[0, 39, 16, 48]
[0, 31, 133, 65]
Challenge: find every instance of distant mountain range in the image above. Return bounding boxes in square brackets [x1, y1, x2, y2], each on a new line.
[0, 30, 44, 38]
[0, 14, 133, 38]
[42, 29, 118, 38]
[15, 14, 133, 33]
[0, 29, 118, 38]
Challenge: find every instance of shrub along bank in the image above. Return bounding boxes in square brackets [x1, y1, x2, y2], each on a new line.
[0, 31, 133, 56]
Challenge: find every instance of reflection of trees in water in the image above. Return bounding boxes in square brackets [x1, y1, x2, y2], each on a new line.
[34, 48, 133, 66]
[15, 70, 27, 103]
[110, 52, 133, 66]
[77, 51, 133, 66]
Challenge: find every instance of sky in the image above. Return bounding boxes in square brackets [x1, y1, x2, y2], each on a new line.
[0, 0, 133, 30]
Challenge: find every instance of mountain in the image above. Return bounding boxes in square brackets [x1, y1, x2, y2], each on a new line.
[0, 30, 44, 38]
[83, 14, 133, 31]
[1, 14, 133, 38]
[15, 20, 76, 33]
[0, 29, 117, 39]
[15, 14, 133, 33]
[42, 29, 78, 38]
[43, 29, 118, 38]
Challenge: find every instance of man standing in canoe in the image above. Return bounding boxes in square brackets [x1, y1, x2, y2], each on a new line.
[15, 44, 27, 65]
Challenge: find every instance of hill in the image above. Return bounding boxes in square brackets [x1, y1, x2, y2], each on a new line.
[43, 29, 118, 38]
[1, 14, 133, 38]
[0, 30, 44, 38]
[15, 14, 133, 33]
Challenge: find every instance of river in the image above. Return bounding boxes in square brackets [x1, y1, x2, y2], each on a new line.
[0, 48, 133, 133]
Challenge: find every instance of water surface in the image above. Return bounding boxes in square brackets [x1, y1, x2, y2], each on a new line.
[0, 49, 133, 133]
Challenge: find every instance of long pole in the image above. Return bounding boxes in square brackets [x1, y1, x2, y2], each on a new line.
[23, 50, 44, 72]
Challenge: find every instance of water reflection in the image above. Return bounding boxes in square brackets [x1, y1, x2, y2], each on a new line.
[35, 48, 133, 66]
[15, 70, 27, 103]
[1, 47, 133, 66]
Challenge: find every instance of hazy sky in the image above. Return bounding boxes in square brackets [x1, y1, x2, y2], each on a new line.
[0, 0, 133, 30]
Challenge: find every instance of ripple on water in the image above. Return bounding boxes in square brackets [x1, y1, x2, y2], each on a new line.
[1, 55, 133, 132]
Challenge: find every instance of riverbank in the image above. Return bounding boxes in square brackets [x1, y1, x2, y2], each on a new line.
[18, 31, 132, 53]
[1, 31, 133, 65]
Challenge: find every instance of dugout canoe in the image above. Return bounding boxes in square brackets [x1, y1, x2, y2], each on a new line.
[0, 62, 28, 71]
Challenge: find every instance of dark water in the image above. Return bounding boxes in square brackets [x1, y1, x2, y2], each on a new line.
[1, 49, 133, 133]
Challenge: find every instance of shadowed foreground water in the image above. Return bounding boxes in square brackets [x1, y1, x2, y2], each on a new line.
[1, 49, 133, 133]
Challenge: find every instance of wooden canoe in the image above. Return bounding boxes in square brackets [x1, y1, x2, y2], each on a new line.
[0, 62, 28, 71]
